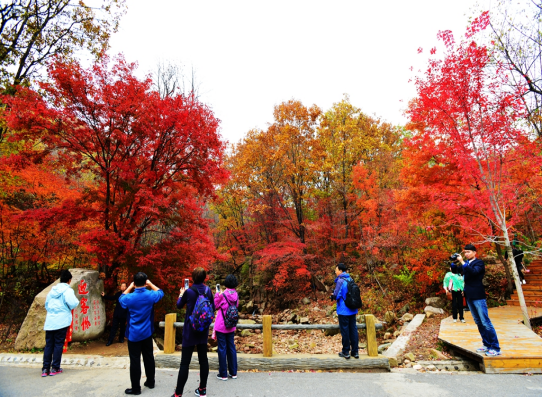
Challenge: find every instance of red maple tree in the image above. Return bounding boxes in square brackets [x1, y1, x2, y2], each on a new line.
[3, 55, 228, 290]
[405, 13, 538, 327]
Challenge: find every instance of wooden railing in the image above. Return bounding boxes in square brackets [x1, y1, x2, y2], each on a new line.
[159, 314, 383, 357]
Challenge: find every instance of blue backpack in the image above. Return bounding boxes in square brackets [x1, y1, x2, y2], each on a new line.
[189, 286, 215, 332]
[221, 293, 239, 329]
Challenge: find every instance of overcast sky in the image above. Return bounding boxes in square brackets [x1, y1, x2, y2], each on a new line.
[109, 0, 492, 145]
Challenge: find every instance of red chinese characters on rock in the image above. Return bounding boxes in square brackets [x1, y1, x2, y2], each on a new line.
[92, 299, 101, 327]
[78, 279, 89, 295]
[81, 316, 91, 331]
[78, 279, 90, 332]
[74, 311, 80, 333]
[80, 298, 89, 315]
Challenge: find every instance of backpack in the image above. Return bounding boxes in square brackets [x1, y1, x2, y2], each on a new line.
[189, 286, 215, 332]
[220, 293, 239, 329]
[343, 277, 363, 309]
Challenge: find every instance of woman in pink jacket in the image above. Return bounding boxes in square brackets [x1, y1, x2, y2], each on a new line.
[214, 274, 239, 381]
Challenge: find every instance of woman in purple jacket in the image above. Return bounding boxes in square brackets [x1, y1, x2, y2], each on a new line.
[214, 274, 239, 381]
[172, 267, 214, 398]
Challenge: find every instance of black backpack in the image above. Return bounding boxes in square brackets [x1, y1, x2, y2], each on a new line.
[220, 294, 239, 329]
[343, 278, 363, 309]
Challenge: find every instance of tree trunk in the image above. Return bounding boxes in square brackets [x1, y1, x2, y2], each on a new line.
[503, 229, 531, 329]
[494, 242, 514, 294]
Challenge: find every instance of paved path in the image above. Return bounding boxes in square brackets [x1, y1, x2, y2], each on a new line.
[1, 366, 542, 396]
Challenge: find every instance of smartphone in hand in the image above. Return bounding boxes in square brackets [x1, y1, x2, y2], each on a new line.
[216, 284, 220, 293]
[184, 279, 189, 289]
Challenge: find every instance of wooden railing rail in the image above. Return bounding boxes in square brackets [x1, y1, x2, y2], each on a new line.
[159, 314, 383, 357]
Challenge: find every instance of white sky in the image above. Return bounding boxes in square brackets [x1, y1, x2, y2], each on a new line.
[109, 0, 493, 145]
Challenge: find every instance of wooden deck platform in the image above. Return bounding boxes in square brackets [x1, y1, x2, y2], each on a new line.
[439, 305, 542, 374]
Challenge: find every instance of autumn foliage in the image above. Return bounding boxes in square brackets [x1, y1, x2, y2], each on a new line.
[0, 56, 227, 322]
[2, 9, 542, 334]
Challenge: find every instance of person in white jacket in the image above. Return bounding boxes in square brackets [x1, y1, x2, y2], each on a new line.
[42, 270, 79, 377]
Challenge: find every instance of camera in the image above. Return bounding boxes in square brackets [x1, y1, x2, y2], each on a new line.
[449, 253, 460, 261]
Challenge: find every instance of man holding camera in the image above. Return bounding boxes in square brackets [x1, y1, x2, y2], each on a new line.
[119, 272, 164, 395]
[453, 244, 501, 357]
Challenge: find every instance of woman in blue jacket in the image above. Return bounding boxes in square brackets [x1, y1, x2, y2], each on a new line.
[331, 263, 359, 359]
[42, 270, 80, 377]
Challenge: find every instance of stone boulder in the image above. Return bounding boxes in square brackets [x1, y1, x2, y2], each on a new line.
[15, 269, 105, 351]
[301, 297, 311, 305]
[378, 343, 392, 354]
[237, 319, 257, 325]
[425, 297, 446, 309]
[424, 306, 445, 318]
[299, 317, 310, 324]
[384, 311, 396, 324]
[324, 328, 340, 337]
[404, 352, 416, 362]
[401, 313, 414, 322]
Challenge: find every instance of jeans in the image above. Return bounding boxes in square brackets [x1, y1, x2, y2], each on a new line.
[517, 265, 525, 281]
[175, 344, 209, 395]
[127, 336, 155, 390]
[466, 298, 500, 351]
[108, 316, 126, 343]
[338, 314, 359, 355]
[42, 326, 68, 371]
[452, 290, 464, 320]
[216, 331, 237, 377]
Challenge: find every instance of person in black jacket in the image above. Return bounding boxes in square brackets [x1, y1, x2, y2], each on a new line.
[505, 242, 526, 284]
[454, 244, 501, 357]
[101, 282, 128, 346]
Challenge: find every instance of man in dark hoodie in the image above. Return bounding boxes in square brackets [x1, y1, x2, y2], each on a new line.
[101, 282, 128, 346]
[454, 244, 501, 357]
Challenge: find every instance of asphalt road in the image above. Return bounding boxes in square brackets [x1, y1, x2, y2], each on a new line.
[1, 366, 542, 397]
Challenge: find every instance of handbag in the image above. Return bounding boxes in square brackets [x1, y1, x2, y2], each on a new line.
[446, 278, 453, 300]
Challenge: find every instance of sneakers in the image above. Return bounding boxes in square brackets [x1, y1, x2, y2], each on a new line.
[195, 387, 206, 397]
[476, 346, 489, 353]
[486, 349, 502, 357]
[216, 374, 228, 381]
[228, 374, 237, 379]
[49, 368, 63, 376]
[351, 352, 359, 359]
[171, 392, 181, 397]
[461, 319, 466, 323]
[453, 319, 457, 323]
[522, 280, 527, 285]
[144, 380, 155, 389]
[41, 369, 49, 377]
[338, 352, 351, 359]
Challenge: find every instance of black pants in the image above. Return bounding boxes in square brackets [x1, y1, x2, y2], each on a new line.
[108, 316, 126, 343]
[517, 265, 525, 281]
[338, 314, 359, 355]
[128, 336, 155, 390]
[175, 344, 209, 395]
[452, 290, 464, 320]
[42, 326, 68, 371]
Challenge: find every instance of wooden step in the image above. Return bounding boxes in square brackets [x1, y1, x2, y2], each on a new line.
[510, 293, 542, 300]
[521, 285, 542, 291]
[530, 260, 542, 266]
[506, 299, 542, 307]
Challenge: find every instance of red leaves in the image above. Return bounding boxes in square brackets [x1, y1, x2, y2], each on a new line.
[466, 11, 490, 38]
[406, 21, 536, 248]
[3, 55, 228, 288]
[437, 30, 455, 48]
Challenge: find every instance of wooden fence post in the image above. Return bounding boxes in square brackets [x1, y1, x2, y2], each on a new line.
[262, 315, 272, 357]
[164, 313, 177, 354]
[365, 314, 378, 357]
